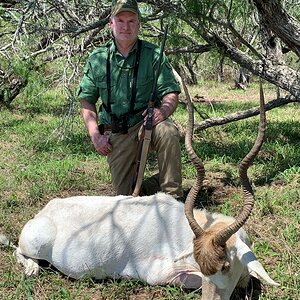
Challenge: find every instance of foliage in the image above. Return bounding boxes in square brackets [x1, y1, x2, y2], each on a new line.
[1, 0, 300, 104]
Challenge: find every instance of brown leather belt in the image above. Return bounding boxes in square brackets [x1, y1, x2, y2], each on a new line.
[103, 124, 112, 131]
[99, 124, 112, 135]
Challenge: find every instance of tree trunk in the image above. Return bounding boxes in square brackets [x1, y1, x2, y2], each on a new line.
[217, 55, 225, 82]
[183, 54, 198, 85]
[0, 71, 27, 105]
[252, 0, 300, 57]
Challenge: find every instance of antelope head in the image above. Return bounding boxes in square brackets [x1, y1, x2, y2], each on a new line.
[181, 78, 277, 299]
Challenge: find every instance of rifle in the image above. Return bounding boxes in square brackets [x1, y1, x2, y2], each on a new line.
[132, 24, 169, 197]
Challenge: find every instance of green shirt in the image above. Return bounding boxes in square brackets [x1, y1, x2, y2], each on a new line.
[77, 39, 181, 127]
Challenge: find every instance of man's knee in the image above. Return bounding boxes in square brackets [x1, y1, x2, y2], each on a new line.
[153, 119, 180, 143]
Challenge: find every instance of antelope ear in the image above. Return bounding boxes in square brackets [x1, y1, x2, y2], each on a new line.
[236, 239, 279, 286]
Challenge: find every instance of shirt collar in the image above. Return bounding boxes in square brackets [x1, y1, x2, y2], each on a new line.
[110, 39, 139, 57]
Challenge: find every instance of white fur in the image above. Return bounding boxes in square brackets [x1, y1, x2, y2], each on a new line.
[13, 192, 278, 299]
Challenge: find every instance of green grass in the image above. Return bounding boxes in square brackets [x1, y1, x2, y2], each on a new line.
[0, 81, 299, 299]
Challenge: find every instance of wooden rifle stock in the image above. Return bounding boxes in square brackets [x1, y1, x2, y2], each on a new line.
[132, 25, 169, 197]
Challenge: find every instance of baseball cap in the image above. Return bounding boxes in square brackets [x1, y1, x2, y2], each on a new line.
[111, 0, 140, 16]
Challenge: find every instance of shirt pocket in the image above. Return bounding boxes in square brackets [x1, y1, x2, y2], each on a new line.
[95, 75, 108, 104]
[136, 76, 154, 107]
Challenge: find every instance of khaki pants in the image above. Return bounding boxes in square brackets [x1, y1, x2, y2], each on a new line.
[107, 119, 182, 197]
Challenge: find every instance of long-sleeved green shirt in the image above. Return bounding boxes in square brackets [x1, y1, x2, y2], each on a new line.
[77, 39, 181, 127]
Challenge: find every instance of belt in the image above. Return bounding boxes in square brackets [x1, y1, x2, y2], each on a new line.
[103, 124, 112, 131]
[99, 124, 112, 135]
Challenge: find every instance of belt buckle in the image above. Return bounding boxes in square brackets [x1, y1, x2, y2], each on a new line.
[103, 124, 112, 138]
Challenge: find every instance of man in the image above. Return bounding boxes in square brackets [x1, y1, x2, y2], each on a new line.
[77, 0, 182, 197]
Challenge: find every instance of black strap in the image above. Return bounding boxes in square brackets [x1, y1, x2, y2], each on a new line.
[129, 39, 142, 114]
[105, 45, 112, 114]
[104, 39, 142, 117]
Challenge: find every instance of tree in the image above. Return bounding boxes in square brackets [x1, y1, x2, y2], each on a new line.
[0, 0, 299, 108]
[0, 0, 111, 104]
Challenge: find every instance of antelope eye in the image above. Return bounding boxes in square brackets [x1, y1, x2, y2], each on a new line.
[221, 261, 230, 273]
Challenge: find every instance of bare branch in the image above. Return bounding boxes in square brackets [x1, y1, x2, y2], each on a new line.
[166, 44, 213, 55]
[195, 96, 299, 131]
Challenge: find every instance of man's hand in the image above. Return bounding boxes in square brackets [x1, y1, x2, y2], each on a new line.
[142, 107, 166, 127]
[142, 92, 179, 127]
[92, 134, 112, 156]
[80, 99, 113, 156]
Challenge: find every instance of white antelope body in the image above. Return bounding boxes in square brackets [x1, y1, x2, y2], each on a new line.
[15, 192, 277, 299]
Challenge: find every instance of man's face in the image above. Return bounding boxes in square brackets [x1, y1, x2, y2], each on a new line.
[110, 11, 140, 44]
